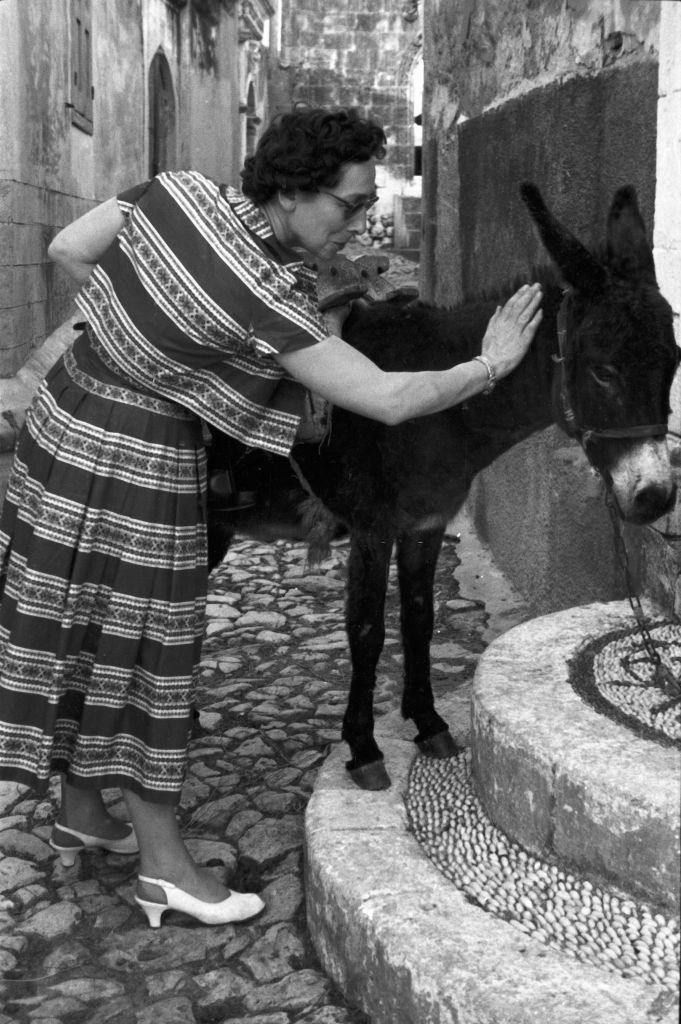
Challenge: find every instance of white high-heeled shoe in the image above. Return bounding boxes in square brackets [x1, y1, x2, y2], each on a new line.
[134, 875, 265, 928]
[49, 822, 139, 867]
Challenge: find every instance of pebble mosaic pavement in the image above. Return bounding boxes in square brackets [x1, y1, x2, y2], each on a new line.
[406, 755, 680, 995]
[587, 624, 681, 743]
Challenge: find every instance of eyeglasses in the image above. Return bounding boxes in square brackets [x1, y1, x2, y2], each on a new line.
[318, 189, 379, 220]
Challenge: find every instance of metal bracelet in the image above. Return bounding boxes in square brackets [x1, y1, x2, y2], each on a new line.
[473, 354, 497, 395]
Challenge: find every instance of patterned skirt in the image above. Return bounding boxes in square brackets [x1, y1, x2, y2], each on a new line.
[0, 335, 207, 803]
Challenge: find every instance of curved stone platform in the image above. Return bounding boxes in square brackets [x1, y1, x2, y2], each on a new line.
[305, 689, 679, 1024]
[472, 601, 680, 913]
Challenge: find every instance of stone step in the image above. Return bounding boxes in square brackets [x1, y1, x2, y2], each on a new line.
[472, 601, 681, 913]
[305, 696, 677, 1024]
[305, 523, 679, 1024]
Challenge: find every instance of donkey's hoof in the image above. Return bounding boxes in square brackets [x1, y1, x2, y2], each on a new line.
[346, 759, 391, 790]
[416, 729, 460, 759]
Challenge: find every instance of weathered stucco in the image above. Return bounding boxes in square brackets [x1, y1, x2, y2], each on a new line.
[421, 0, 680, 615]
[421, 0, 661, 306]
[178, 5, 241, 184]
[624, 0, 681, 616]
[457, 60, 658, 612]
[456, 61, 658, 299]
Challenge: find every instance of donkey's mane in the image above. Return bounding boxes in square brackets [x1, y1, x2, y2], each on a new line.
[345, 263, 563, 373]
[461, 264, 561, 307]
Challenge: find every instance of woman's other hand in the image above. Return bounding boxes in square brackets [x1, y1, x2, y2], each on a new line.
[481, 283, 543, 380]
[323, 301, 354, 338]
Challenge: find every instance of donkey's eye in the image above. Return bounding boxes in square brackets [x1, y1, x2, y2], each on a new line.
[590, 365, 618, 388]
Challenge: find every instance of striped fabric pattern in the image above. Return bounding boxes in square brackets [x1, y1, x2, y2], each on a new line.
[0, 342, 207, 801]
[78, 172, 328, 456]
[0, 172, 327, 801]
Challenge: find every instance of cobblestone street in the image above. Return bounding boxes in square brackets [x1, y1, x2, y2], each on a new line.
[0, 522, 511, 1024]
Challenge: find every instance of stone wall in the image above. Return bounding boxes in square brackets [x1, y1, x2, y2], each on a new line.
[421, 0, 661, 305]
[458, 59, 658, 612]
[421, 0, 680, 614]
[274, 0, 423, 231]
[0, 0, 145, 378]
[623, 0, 681, 618]
[237, 1, 276, 172]
[176, 1, 241, 184]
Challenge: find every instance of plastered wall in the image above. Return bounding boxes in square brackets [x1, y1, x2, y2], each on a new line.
[0, 0, 144, 376]
[421, 0, 677, 614]
[624, 0, 681, 616]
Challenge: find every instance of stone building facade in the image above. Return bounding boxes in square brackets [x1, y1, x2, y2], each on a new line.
[238, 0, 276, 165]
[272, 0, 424, 250]
[420, 0, 681, 615]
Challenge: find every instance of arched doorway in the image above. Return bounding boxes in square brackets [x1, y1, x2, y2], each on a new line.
[148, 50, 176, 178]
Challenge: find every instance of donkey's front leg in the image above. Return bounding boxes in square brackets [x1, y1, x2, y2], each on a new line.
[397, 527, 460, 759]
[342, 529, 394, 790]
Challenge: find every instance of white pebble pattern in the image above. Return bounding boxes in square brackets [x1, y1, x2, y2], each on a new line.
[406, 753, 680, 992]
[591, 625, 681, 742]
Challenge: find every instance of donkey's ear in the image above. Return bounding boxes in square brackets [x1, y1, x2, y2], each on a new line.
[520, 182, 607, 295]
[606, 186, 657, 284]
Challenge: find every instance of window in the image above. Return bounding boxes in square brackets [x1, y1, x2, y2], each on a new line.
[70, 0, 93, 134]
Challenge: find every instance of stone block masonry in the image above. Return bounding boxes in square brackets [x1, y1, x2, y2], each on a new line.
[276, 0, 423, 211]
[0, 178, 92, 376]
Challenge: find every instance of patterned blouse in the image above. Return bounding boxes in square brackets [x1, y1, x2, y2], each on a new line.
[75, 170, 329, 456]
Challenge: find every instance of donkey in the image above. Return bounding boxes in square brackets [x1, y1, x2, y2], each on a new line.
[207, 183, 678, 790]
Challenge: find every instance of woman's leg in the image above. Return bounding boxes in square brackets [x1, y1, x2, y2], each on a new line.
[58, 778, 132, 840]
[121, 788, 231, 904]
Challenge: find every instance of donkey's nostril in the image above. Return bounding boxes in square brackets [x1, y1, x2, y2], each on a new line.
[631, 481, 676, 524]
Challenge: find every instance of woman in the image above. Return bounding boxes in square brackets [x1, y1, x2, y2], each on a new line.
[0, 108, 542, 928]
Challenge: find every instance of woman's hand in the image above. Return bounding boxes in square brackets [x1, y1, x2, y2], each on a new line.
[480, 283, 543, 380]
[323, 301, 354, 338]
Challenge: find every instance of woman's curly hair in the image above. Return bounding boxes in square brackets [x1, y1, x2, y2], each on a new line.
[241, 107, 386, 205]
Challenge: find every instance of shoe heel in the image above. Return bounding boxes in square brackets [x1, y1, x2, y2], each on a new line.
[49, 841, 80, 868]
[135, 897, 166, 929]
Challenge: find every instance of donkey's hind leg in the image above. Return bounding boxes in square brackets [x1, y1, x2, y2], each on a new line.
[342, 530, 394, 790]
[397, 526, 460, 758]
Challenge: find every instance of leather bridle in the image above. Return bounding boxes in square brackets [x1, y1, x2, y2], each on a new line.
[553, 289, 669, 446]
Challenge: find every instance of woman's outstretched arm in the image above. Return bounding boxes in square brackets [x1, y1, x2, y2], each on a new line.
[277, 283, 543, 425]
